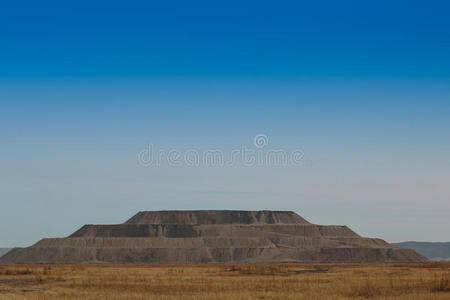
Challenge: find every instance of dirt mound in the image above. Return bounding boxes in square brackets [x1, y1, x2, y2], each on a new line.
[0, 210, 427, 264]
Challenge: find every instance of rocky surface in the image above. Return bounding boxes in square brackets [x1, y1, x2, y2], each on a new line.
[0, 210, 427, 264]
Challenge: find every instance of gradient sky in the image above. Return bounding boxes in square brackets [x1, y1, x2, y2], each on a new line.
[1, 1, 449, 247]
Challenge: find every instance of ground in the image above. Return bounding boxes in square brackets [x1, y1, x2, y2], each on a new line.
[0, 263, 449, 299]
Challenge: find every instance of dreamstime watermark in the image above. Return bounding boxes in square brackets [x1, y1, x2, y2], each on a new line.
[138, 134, 304, 167]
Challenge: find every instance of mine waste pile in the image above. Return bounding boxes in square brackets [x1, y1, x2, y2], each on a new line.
[0, 210, 427, 264]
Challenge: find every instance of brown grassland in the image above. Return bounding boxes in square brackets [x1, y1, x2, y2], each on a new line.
[0, 263, 449, 299]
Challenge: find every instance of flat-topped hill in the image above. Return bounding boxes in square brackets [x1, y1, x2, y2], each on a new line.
[0, 210, 427, 264]
[125, 210, 310, 225]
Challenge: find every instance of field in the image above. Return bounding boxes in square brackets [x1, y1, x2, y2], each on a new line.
[0, 263, 449, 299]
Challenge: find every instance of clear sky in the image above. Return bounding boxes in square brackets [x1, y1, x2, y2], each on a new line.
[1, 1, 449, 247]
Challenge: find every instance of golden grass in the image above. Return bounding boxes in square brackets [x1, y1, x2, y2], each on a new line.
[0, 263, 449, 299]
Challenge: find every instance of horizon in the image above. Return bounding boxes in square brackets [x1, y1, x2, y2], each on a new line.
[1, 1, 450, 247]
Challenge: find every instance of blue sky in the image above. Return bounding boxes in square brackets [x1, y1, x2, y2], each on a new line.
[1, 1, 449, 246]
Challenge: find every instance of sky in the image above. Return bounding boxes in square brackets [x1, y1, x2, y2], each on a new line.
[0, 0, 449, 247]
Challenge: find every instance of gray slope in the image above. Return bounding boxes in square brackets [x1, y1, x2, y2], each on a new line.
[0, 248, 12, 258]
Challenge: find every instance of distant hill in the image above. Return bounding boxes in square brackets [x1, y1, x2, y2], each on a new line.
[392, 242, 450, 260]
[0, 248, 12, 257]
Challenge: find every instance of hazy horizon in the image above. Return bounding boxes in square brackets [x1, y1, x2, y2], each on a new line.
[1, 1, 449, 247]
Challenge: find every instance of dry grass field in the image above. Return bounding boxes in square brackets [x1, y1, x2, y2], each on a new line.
[0, 263, 449, 299]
